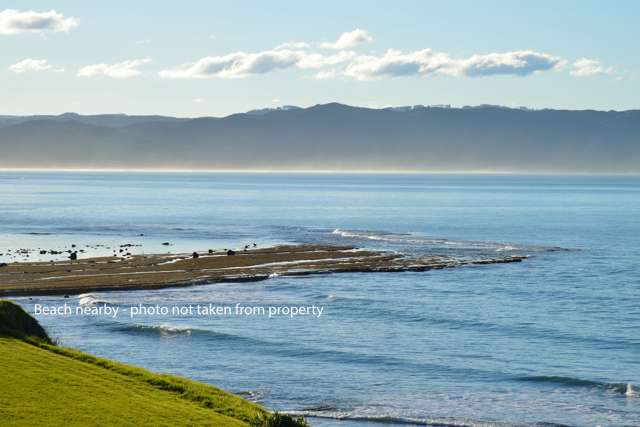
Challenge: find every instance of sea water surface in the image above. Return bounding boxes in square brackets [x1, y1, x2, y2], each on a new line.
[2, 171, 639, 427]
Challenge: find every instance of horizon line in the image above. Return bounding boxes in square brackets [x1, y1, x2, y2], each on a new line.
[1, 167, 639, 176]
[2, 102, 639, 120]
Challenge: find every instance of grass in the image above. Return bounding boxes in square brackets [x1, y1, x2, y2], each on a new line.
[0, 301, 307, 427]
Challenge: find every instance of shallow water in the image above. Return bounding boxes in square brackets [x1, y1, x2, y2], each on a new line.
[2, 172, 640, 426]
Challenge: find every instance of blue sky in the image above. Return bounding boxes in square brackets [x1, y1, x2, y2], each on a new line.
[2, 0, 638, 116]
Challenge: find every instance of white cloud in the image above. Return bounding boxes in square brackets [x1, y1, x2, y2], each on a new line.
[8, 58, 52, 73]
[296, 51, 356, 69]
[159, 47, 359, 79]
[342, 49, 563, 80]
[314, 69, 340, 80]
[344, 49, 456, 80]
[161, 48, 565, 81]
[275, 41, 310, 50]
[570, 58, 612, 76]
[0, 9, 77, 35]
[159, 49, 340, 79]
[461, 51, 564, 77]
[157, 31, 596, 82]
[193, 98, 204, 103]
[320, 28, 373, 49]
[77, 58, 152, 79]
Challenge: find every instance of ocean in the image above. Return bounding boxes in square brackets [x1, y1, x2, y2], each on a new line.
[2, 171, 639, 427]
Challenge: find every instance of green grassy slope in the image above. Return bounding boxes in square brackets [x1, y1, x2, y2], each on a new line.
[0, 301, 306, 427]
[0, 337, 255, 426]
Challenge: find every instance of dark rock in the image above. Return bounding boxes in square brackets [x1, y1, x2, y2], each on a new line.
[192, 252, 200, 258]
[69, 252, 77, 260]
[161, 242, 171, 246]
[226, 250, 236, 256]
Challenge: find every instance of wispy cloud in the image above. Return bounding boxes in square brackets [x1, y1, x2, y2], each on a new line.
[570, 58, 612, 76]
[275, 41, 310, 50]
[157, 29, 603, 82]
[343, 49, 563, 80]
[9, 58, 53, 73]
[461, 51, 564, 77]
[160, 50, 294, 79]
[0, 9, 77, 35]
[344, 49, 454, 80]
[314, 69, 340, 80]
[159, 48, 357, 79]
[320, 28, 373, 49]
[297, 51, 356, 69]
[77, 58, 152, 79]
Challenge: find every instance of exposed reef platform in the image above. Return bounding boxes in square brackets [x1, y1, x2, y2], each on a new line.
[0, 244, 526, 296]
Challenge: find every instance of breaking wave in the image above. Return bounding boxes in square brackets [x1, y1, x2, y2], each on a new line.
[77, 293, 113, 306]
[517, 375, 635, 395]
[110, 323, 193, 336]
[331, 228, 572, 253]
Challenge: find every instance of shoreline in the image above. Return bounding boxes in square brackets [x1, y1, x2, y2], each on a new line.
[0, 244, 526, 297]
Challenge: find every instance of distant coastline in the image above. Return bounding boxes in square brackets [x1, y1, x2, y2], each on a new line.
[2, 103, 639, 172]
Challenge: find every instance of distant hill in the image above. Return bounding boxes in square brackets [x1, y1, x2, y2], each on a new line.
[0, 112, 189, 128]
[0, 103, 639, 172]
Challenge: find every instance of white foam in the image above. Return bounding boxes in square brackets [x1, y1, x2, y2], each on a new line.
[626, 383, 636, 397]
[157, 323, 192, 334]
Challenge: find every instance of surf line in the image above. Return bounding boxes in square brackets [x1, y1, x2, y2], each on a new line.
[34, 303, 119, 319]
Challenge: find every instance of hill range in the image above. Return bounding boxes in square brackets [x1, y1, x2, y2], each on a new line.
[1, 103, 638, 172]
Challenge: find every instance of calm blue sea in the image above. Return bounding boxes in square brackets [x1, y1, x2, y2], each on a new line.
[2, 172, 639, 427]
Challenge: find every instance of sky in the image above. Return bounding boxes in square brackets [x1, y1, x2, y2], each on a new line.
[2, 0, 639, 117]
